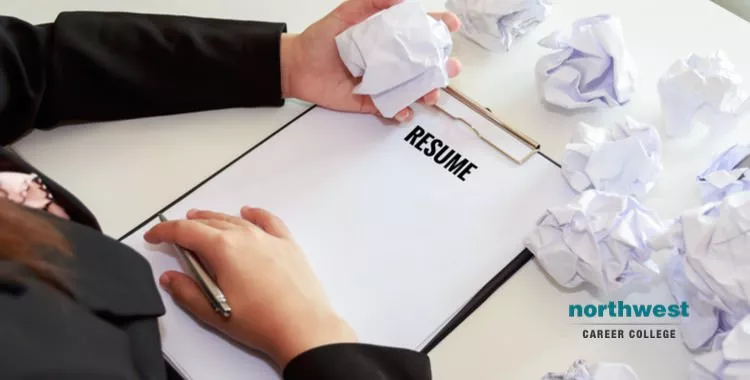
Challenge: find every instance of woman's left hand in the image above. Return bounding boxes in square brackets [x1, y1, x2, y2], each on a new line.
[280, 0, 462, 123]
[144, 207, 357, 369]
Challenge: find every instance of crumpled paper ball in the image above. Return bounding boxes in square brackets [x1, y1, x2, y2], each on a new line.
[658, 50, 750, 137]
[690, 315, 750, 380]
[335, 1, 452, 118]
[561, 117, 662, 198]
[525, 190, 664, 294]
[542, 359, 640, 380]
[697, 144, 750, 203]
[446, 0, 551, 52]
[535, 15, 638, 110]
[650, 192, 750, 350]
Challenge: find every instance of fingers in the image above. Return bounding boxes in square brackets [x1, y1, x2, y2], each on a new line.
[362, 98, 412, 124]
[357, 94, 379, 115]
[384, 58, 462, 123]
[335, 0, 403, 25]
[369, 0, 403, 10]
[429, 12, 461, 32]
[413, 59, 462, 112]
[191, 219, 242, 231]
[145, 220, 222, 261]
[336, 1, 460, 31]
[419, 89, 440, 107]
[446, 58, 462, 78]
[393, 108, 414, 123]
[47, 203, 71, 220]
[160, 271, 226, 327]
[187, 209, 256, 230]
[383, 57, 462, 121]
[240, 206, 292, 240]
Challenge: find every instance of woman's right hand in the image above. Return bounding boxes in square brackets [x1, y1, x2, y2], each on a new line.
[143, 207, 357, 369]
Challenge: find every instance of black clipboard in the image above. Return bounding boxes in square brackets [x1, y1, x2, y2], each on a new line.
[120, 91, 560, 379]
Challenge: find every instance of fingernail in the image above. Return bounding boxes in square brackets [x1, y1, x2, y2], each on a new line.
[395, 109, 411, 122]
[448, 59, 462, 77]
[241, 205, 252, 211]
[187, 209, 198, 217]
[403, 108, 413, 121]
[426, 95, 438, 106]
[159, 273, 171, 291]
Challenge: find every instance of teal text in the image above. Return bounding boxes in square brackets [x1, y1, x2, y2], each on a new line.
[569, 301, 689, 318]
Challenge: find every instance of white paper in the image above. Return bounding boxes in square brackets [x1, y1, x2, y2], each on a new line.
[561, 117, 662, 198]
[525, 190, 664, 295]
[535, 15, 637, 110]
[651, 192, 750, 350]
[697, 144, 750, 203]
[691, 315, 750, 379]
[122, 102, 574, 380]
[658, 50, 750, 137]
[446, 0, 551, 51]
[335, 1, 452, 117]
[542, 359, 640, 380]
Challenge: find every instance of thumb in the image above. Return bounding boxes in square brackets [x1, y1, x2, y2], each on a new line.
[160, 271, 226, 327]
[333, 0, 403, 25]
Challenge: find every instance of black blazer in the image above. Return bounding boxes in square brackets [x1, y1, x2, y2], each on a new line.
[0, 12, 432, 380]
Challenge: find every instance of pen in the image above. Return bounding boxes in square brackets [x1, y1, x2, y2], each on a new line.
[158, 213, 232, 318]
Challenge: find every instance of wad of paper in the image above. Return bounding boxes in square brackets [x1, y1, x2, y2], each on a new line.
[525, 190, 663, 295]
[658, 50, 750, 137]
[697, 144, 750, 203]
[691, 315, 750, 379]
[650, 191, 750, 351]
[535, 15, 637, 110]
[561, 117, 662, 198]
[542, 359, 640, 380]
[446, 0, 551, 51]
[335, 1, 453, 118]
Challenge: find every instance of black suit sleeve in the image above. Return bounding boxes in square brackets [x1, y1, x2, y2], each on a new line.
[283, 344, 432, 380]
[0, 12, 287, 145]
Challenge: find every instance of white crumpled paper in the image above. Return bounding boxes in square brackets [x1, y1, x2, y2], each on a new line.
[542, 359, 640, 380]
[658, 50, 750, 137]
[697, 144, 750, 203]
[690, 315, 750, 379]
[525, 190, 664, 294]
[650, 192, 750, 350]
[535, 15, 638, 110]
[561, 117, 662, 198]
[335, 1, 453, 118]
[446, 0, 551, 51]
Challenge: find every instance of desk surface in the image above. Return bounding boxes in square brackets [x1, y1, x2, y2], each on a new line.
[4, 0, 750, 378]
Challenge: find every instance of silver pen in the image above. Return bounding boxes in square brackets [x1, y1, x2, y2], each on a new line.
[158, 214, 232, 318]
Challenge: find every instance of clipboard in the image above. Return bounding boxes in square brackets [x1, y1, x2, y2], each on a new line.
[437, 86, 540, 165]
[418, 87, 558, 351]
[120, 87, 565, 380]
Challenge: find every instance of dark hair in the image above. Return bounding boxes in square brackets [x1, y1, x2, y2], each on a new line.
[0, 199, 71, 294]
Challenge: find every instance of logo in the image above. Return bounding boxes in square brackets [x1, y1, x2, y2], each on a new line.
[569, 301, 688, 340]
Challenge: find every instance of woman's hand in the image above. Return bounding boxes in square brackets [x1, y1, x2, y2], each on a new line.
[144, 207, 357, 369]
[280, 0, 462, 122]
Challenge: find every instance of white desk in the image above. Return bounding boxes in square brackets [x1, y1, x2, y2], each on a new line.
[4, 0, 750, 378]
[428, 1, 750, 379]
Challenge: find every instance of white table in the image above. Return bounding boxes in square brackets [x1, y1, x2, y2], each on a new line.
[4, 0, 750, 378]
[428, 1, 750, 378]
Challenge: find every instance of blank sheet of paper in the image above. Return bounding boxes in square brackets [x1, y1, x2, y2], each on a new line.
[122, 98, 573, 380]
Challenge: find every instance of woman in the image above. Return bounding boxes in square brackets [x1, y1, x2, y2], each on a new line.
[0, 0, 462, 379]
